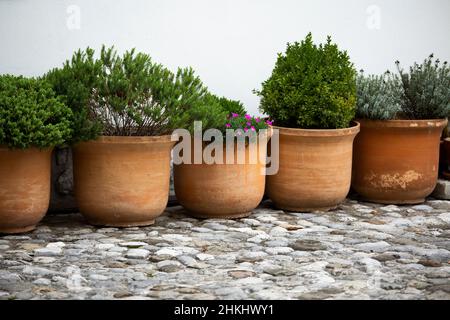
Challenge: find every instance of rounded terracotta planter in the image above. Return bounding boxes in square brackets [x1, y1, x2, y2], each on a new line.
[0, 147, 52, 234]
[73, 136, 175, 227]
[352, 119, 447, 204]
[174, 137, 269, 219]
[266, 122, 360, 212]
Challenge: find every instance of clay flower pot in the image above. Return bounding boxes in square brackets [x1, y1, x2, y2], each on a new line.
[174, 137, 269, 219]
[0, 147, 52, 234]
[352, 119, 447, 204]
[266, 123, 360, 212]
[73, 136, 175, 227]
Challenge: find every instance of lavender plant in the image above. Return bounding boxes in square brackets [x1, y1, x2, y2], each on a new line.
[396, 54, 450, 120]
[356, 70, 403, 120]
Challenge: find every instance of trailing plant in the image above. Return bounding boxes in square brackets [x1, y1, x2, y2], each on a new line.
[225, 113, 271, 133]
[396, 54, 450, 120]
[0, 75, 72, 149]
[256, 32, 357, 129]
[356, 70, 403, 120]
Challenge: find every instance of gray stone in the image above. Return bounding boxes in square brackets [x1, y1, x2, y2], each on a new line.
[431, 179, 450, 200]
[196, 253, 214, 261]
[89, 274, 110, 281]
[228, 270, 256, 279]
[265, 240, 289, 247]
[438, 212, 450, 224]
[411, 205, 434, 212]
[237, 251, 268, 262]
[262, 263, 296, 276]
[125, 249, 150, 259]
[118, 242, 148, 248]
[155, 248, 182, 257]
[247, 234, 271, 244]
[177, 255, 203, 268]
[357, 258, 382, 274]
[214, 287, 247, 299]
[265, 247, 294, 255]
[290, 239, 327, 251]
[354, 241, 391, 252]
[34, 247, 63, 256]
[33, 278, 51, 286]
[23, 266, 58, 276]
[157, 260, 182, 273]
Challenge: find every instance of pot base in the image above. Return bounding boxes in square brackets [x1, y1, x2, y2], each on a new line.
[360, 198, 425, 205]
[0, 224, 36, 234]
[274, 204, 337, 213]
[186, 211, 252, 220]
[86, 219, 156, 228]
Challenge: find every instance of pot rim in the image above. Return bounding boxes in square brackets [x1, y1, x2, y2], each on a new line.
[356, 118, 448, 129]
[0, 145, 53, 152]
[273, 121, 360, 137]
[75, 134, 176, 145]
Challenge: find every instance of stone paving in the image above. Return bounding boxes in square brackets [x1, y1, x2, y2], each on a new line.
[0, 197, 449, 300]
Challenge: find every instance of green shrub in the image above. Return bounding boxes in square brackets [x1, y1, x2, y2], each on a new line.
[210, 95, 246, 116]
[0, 75, 72, 149]
[256, 33, 357, 129]
[356, 70, 403, 120]
[92, 46, 189, 136]
[47, 46, 233, 138]
[396, 54, 450, 119]
[45, 48, 103, 143]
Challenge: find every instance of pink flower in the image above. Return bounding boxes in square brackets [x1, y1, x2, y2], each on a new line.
[244, 127, 249, 132]
[246, 121, 252, 126]
[225, 123, 231, 128]
[232, 113, 239, 118]
[251, 126, 256, 131]
[266, 120, 273, 126]
[245, 114, 251, 120]
[255, 117, 261, 123]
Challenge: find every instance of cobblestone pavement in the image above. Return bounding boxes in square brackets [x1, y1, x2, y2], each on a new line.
[0, 198, 449, 300]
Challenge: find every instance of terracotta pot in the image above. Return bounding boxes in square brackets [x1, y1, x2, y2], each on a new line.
[174, 137, 268, 218]
[0, 147, 52, 234]
[352, 119, 447, 204]
[73, 136, 175, 227]
[266, 122, 360, 212]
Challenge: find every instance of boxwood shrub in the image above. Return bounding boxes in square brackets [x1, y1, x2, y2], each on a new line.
[0, 75, 72, 149]
[256, 33, 357, 129]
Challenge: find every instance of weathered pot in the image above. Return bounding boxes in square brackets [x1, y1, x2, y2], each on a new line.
[266, 123, 360, 212]
[73, 136, 175, 227]
[0, 147, 52, 234]
[352, 119, 447, 204]
[174, 137, 268, 219]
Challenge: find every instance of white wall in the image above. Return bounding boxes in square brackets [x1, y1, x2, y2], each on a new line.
[1, 0, 449, 116]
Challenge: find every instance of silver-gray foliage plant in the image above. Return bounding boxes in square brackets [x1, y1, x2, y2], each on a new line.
[356, 70, 403, 120]
[357, 55, 450, 120]
[396, 54, 450, 120]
